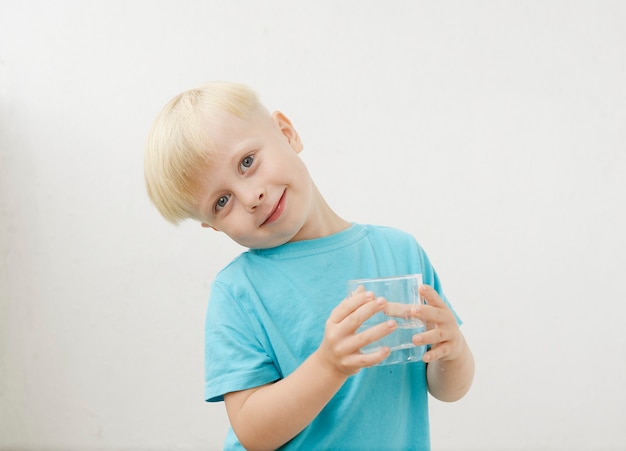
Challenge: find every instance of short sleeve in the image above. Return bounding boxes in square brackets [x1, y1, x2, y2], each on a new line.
[204, 280, 281, 402]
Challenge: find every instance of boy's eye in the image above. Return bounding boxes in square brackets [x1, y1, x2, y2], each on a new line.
[216, 194, 230, 210]
[240, 155, 254, 171]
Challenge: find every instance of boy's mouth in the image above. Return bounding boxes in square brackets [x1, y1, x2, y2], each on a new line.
[261, 190, 286, 226]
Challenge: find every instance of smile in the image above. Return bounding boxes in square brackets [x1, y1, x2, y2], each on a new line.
[261, 190, 286, 226]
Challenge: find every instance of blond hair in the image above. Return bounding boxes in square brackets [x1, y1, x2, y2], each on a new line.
[144, 81, 262, 223]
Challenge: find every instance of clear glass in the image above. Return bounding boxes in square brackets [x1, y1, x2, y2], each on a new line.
[347, 274, 426, 366]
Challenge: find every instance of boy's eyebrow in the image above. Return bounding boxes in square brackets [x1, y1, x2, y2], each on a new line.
[233, 138, 261, 155]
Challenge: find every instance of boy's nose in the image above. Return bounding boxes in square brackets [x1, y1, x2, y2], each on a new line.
[245, 189, 265, 212]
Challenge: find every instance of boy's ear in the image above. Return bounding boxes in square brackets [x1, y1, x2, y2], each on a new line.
[271, 111, 303, 153]
[201, 222, 220, 231]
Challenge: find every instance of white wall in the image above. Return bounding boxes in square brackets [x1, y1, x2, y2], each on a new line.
[1, 1, 625, 450]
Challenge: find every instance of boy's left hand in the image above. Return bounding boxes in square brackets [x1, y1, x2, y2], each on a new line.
[411, 284, 464, 363]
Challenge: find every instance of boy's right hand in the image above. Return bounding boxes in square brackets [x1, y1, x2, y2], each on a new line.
[316, 286, 397, 376]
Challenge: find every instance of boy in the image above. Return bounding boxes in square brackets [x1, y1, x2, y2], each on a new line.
[144, 82, 474, 450]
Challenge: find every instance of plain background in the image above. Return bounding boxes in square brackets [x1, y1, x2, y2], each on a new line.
[1, 1, 625, 450]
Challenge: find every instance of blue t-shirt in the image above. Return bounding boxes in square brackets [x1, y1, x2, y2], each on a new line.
[204, 223, 458, 450]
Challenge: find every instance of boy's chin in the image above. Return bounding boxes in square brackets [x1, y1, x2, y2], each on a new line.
[230, 232, 296, 250]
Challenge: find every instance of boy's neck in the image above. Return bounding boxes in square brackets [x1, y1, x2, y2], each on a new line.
[289, 184, 351, 243]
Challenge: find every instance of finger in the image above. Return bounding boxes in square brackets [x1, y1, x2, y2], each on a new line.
[412, 303, 452, 327]
[339, 296, 388, 334]
[345, 319, 397, 367]
[329, 287, 375, 323]
[383, 301, 413, 319]
[350, 318, 397, 353]
[343, 346, 392, 369]
[414, 286, 454, 326]
[418, 284, 446, 308]
[412, 326, 449, 347]
[421, 342, 452, 363]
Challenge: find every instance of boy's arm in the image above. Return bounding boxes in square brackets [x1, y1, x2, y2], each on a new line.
[412, 285, 475, 401]
[425, 331, 474, 401]
[224, 289, 396, 451]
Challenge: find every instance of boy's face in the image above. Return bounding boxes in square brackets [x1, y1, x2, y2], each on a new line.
[195, 108, 316, 249]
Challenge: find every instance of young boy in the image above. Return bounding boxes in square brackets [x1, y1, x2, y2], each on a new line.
[144, 81, 474, 450]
